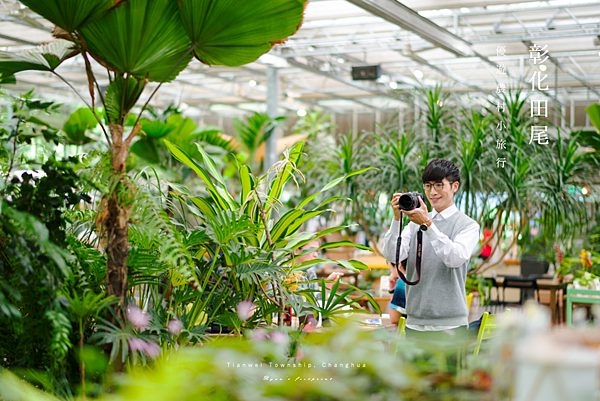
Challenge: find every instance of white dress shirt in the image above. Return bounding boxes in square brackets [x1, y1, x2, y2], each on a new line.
[382, 204, 480, 331]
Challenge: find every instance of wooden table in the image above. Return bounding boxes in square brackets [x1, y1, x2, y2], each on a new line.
[495, 276, 566, 325]
[355, 255, 389, 269]
[352, 312, 393, 329]
[536, 278, 567, 325]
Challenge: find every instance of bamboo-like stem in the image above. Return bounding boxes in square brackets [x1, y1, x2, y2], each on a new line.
[254, 191, 285, 326]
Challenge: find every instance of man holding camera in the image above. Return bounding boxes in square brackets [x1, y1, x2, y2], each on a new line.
[382, 159, 480, 340]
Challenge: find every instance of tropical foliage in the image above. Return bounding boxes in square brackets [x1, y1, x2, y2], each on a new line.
[0, 0, 309, 323]
[300, 88, 600, 272]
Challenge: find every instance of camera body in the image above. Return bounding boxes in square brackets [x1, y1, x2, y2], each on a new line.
[398, 192, 425, 211]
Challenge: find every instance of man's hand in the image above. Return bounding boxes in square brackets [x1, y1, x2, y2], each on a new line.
[325, 272, 344, 290]
[390, 193, 403, 221]
[402, 197, 431, 226]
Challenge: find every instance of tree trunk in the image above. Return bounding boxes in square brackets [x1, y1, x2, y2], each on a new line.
[104, 123, 134, 323]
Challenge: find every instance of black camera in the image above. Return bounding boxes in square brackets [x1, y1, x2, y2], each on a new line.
[398, 192, 425, 211]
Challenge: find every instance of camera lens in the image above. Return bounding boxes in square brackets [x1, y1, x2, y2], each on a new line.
[398, 194, 416, 211]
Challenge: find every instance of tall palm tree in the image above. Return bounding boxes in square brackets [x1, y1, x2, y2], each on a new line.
[0, 0, 307, 318]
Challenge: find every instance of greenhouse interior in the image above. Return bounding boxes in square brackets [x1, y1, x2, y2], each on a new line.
[2, 0, 600, 399]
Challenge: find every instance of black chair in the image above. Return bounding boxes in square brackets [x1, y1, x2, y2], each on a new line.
[483, 277, 503, 313]
[502, 276, 539, 305]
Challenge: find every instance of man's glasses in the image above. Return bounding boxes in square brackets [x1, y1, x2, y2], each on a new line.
[422, 181, 454, 192]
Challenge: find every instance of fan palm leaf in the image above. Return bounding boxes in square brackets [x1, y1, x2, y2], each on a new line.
[19, 0, 121, 33]
[0, 40, 77, 76]
[178, 0, 307, 66]
[80, 0, 192, 82]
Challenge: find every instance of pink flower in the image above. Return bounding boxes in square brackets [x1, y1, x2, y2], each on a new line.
[167, 319, 183, 336]
[127, 306, 150, 330]
[144, 341, 161, 359]
[296, 347, 305, 360]
[129, 338, 161, 359]
[129, 338, 146, 352]
[269, 331, 288, 345]
[237, 301, 254, 322]
[253, 328, 269, 341]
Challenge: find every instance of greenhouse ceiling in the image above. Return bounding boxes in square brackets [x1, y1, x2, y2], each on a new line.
[1, 0, 600, 117]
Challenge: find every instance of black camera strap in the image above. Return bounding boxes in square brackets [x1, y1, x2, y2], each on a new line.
[392, 225, 424, 286]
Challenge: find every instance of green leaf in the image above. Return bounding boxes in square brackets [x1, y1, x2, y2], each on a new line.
[291, 258, 328, 271]
[140, 119, 175, 138]
[27, 116, 56, 129]
[267, 141, 304, 204]
[270, 209, 304, 244]
[0, 40, 77, 77]
[297, 167, 374, 209]
[105, 76, 146, 124]
[130, 136, 160, 164]
[576, 130, 600, 153]
[238, 163, 253, 205]
[63, 108, 98, 145]
[81, 0, 192, 82]
[335, 259, 369, 272]
[177, 0, 307, 67]
[291, 225, 356, 250]
[187, 196, 219, 225]
[164, 140, 230, 210]
[164, 115, 201, 157]
[195, 143, 227, 189]
[286, 210, 325, 237]
[316, 196, 351, 210]
[19, 0, 119, 32]
[0, 73, 16, 85]
[318, 241, 372, 252]
[193, 129, 234, 153]
[586, 104, 600, 133]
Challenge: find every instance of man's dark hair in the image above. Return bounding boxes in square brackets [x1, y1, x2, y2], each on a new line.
[422, 158, 460, 184]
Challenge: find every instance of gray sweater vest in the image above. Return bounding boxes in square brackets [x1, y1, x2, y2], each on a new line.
[405, 210, 476, 327]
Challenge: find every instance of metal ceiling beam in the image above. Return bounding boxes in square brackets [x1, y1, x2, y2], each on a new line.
[401, 48, 492, 94]
[400, 0, 546, 11]
[382, 50, 600, 68]
[198, 68, 347, 114]
[344, 0, 561, 104]
[0, 15, 52, 32]
[345, 0, 476, 58]
[286, 58, 403, 103]
[0, 32, 39, 46]
[522, 40, 600, 99]
[243, 65, 398, 110]
[336, 53, 421, 87]
[432, 2, 597, 17]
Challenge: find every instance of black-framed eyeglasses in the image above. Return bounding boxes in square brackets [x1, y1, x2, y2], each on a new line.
[422, 181, 454, 192]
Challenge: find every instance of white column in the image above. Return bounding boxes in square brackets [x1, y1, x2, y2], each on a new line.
[266, 66, 281, 171]
[570, 99, 575, 127]
[561, 89, 566, 129]
[586, 89, 591, 128]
